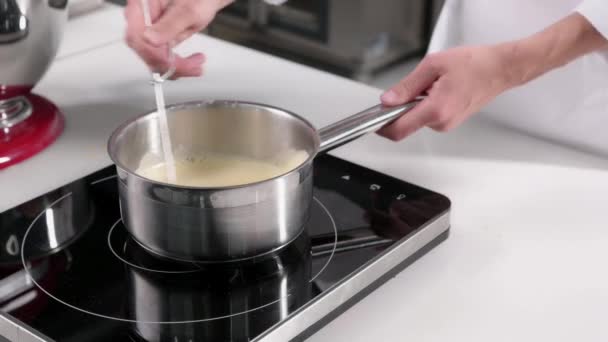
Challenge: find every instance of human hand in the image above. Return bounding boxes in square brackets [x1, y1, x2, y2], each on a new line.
[377, 45, 516, 140]
[124, 0, 232, 78]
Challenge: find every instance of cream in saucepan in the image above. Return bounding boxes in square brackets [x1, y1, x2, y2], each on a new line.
[135, 149, 309, 187]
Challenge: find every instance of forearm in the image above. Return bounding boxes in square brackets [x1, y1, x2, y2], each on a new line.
[499, 13, 608, 87]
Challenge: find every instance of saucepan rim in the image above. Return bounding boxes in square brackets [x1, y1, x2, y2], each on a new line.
[107, 99, 321, 191]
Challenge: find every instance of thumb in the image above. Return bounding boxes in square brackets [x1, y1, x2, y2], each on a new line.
[380, 59, 440, 106]
[144, 1, 216, 46]
[144, 1, 201, 46]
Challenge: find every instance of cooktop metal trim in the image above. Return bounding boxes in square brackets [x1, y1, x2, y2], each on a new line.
[254, 210, 451, 341]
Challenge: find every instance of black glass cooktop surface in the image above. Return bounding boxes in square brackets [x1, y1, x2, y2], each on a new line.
[0, 155, 450, 342]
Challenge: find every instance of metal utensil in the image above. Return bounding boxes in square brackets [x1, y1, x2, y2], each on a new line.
[108, 99, 420, 262]
[140, 0, 178, 182]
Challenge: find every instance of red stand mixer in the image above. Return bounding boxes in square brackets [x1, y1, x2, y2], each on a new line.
[0, 0, 68, 170]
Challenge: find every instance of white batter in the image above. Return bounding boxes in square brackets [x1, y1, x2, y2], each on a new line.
[135, 149, 309, 187]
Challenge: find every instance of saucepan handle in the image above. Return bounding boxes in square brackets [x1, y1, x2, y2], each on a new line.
[318, 98, 422, 153]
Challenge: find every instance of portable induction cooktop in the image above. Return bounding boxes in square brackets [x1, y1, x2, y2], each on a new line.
[0, 155, 450, 342]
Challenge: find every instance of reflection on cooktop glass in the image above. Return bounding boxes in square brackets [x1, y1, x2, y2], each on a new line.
[0, 155, 450, 342]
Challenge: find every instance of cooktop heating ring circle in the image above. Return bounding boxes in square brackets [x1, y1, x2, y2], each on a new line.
[20, 178, 339, 324]
[309, 197, 337, 282]
[107, 219, 204, 274]
[106, 197, 337, 279]
[95, 173, 337, 280]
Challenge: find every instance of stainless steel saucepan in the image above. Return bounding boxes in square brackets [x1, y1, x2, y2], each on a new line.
[108, 99, 419, 262]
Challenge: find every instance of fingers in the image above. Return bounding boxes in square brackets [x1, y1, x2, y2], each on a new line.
[144, 5, 192, 46]
[376, 98, 439, 141]
[380, 56, 442, 106]
[125, 0, 164, 27]
[124, 0, 143, 30]
[125, 33, 205, 77]
[124, 0, 206, 79]
[125, 27, 166, 72]
[377, 88, 463, 140]
[172, 53, 206, 78]
[376, 54, 452, 140]
[375, 46, 507, 141]
[144, 0, 214, 47]
[148, 50, 205, 78]
[126, 38, 205, 79]
[174, 28, 200, 46]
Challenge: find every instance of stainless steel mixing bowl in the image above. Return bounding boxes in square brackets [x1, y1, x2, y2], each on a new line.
[0, 0, 68, 87]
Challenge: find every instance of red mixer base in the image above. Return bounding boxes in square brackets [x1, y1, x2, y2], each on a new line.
[0, 93, 64, 170]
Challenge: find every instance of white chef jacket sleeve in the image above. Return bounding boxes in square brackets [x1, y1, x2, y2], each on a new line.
[264, 0, 287, 5]
[426, 0, 461, 54]
[576, 0, 608, 39]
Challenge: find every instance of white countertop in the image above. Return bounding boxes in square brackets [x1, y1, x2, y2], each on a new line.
[3, 6, 608, 341]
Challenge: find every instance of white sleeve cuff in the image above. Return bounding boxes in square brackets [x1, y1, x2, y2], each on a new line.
[264, 0, 287, 5]
[576, 0, 608, 39]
